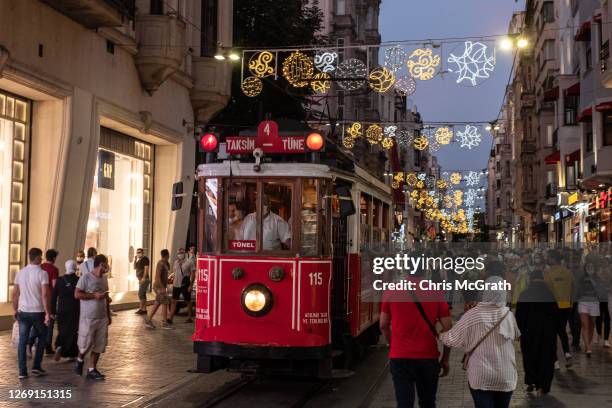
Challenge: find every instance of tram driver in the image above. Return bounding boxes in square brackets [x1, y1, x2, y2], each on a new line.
[227, 202, 243, 240]
[239, 196, 291, 250]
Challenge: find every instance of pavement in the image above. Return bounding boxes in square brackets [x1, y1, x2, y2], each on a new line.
[1, 309, 611, 407]
[0, 309, 239, 407]
[368, 335, 612, 408]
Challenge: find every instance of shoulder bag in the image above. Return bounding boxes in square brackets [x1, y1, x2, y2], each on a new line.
[461, 309, 510, 370]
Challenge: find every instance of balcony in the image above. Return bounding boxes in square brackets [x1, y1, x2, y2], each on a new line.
[41, 0, 134, 28]
[135, 14, 187, 95]
[190, 58, 232, 123]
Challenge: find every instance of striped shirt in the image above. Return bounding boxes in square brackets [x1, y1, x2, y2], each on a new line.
[439, 304, 521, 392]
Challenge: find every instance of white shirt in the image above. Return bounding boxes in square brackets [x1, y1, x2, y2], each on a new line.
[14, 264, 49, 313]
[239, 212, 291, 250]
[79, 258, 94, 276]
[440, 304, 521, 392]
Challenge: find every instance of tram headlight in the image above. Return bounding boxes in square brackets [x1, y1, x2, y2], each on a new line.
[241, 284, 273, 317]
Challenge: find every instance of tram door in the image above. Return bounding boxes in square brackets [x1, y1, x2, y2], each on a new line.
[331, 184, 355, 347]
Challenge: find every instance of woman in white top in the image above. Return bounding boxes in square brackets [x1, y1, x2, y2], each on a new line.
[440, 264, 521, 408]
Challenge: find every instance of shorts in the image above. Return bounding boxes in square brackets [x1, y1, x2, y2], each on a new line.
[578, 301, 600, 317]
[78, 317, 108, 354]
[138, 280, 149, 301]
[172, 285, 191, 302]
[153, 287, 169, 305]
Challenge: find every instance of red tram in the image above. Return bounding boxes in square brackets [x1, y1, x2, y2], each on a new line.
[192, 121, 393, 376]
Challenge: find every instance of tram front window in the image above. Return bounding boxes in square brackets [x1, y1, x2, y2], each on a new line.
[257, 182, 292, 251]
[225, 181, 257, 251]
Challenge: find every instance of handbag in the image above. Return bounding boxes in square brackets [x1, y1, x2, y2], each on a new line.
[461, 309, 510, 370]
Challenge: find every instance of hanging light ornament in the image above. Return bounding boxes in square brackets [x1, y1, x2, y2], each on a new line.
[407, 48, 441, 81]
[413, 135, 429, 150]
[381, 137, 394, 149]
[450, 172, 462, 185]
[346, 122, 363, 138]
[366, 124, 384, 144]
[457, 125, 482, 149]
[384, 45, 407, 72]
[394, 172, 404, 183]
[311, 72, 331, 94]
[336, 58, 367, 90]
[435, 127, 453, 145]
[406, 173, 418, 186]
[241, 76, 263, 97]
[394, 76, 417, 96]
[397, 129, 414, 146]
[437, 179, 448, 189]
[447, 41, 495, 86]
[248, 51, 275, 78]
[391, 180, 400, 189]
[282, 50, 314, 88]
[384, 125, 397, 138]
[369, 67, 396, 93]
[314, 51, 338, 73]
[342, 136, 355, 149]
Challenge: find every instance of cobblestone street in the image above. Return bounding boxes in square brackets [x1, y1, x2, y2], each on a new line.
[0, 310, 238, 407]
[369, 338, 612, 408]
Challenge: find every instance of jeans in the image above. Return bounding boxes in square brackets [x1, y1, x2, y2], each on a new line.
[390, 358, 440, 408]
[556, 308, 571, 353]
[17, 312, 47, 375]
[469, 388, 513, 408]
[28, 317, 54, 351]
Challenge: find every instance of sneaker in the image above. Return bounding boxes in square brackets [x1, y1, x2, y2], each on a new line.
[565, 352, 572, 359]
[135, 309, 146, 315]
[75, 359, 84, 376]
[161, 322, 175, 330]
[18, 373, 28, 379]
[86, 369, 105, 380]
[144, 320, 156, 329]
[54, 346, 62, 362]
[185, 318, 193, 323]
[31, 368, 47, 377]
[605, 340, 611, 348]
[554, 361, 560, 370]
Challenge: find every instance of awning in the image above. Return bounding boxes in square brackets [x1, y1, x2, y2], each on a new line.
[544, 87, 559, 102]
[575, 21, 591, 41]
[545, 150, 560, 164]
[596, 101, 612, 111]
[577, 107, 593, 122]
[565, 149, 580, 163]
[565, 82, 580, 96]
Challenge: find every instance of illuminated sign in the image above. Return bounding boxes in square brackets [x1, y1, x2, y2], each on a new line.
[226, 120, 307, 154]
[229, 240, 256, 251]
[98, 150, 115, 190]
[589, 190, 612, 210]
[568, 192, 579, 205]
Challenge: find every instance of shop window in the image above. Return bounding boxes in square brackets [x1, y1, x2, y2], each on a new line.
[0, 91, 29, 302]
[564, 94, 578, 125]
[586, 43, 593, 71]
[603, 112, 612, 146]
[542, 1, 555, 23]
[586, 127, 594, 152]
[85, 130, 153, 294]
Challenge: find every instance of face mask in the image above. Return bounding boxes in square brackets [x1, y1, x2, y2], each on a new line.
[178, 253, 186, 260]
[76, 257, 84, 262]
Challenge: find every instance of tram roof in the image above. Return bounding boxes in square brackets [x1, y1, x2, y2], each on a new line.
[197, 161, 332, 179]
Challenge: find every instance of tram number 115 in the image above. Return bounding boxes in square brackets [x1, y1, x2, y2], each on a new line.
[309, 272, 323, 286]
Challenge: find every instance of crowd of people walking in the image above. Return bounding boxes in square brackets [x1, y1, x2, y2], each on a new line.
[382, 245, 612, 408]
[11, 245, 196, 380]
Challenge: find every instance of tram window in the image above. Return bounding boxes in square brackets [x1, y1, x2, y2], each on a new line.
[225, 180, 257, 251]
[301, 180, 318, 256]
[258, 182, 292, 251]
[382, 203, 390, 243]
[360, 193, 371, 249]
[373, 199, 382, 244]
[203, 178, 218, 253]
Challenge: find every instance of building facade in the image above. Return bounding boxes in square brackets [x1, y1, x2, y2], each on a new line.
[0, 0, 232, 302]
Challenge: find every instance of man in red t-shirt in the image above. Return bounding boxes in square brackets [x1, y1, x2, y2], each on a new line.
[380, 276, 452, 408]
[41, 249, 59, 354]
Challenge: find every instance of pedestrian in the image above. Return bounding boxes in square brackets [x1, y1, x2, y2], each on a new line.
[576, 259, 605, 357]
[543, 249, 574, 368]
[52, 260, 80, 361]
[379, 257, 452, 408]
[168, 248, 195, 324]
[144, 249, 174, 330]
[12, 247, 51, 379]
[440, 263, 521, 408]
[79, 247, 96, 276]
[40, 249, 60, 355]
[515, 269, 558, 396]
[134, 248, 150, 315]
[74, 254, 112, 380]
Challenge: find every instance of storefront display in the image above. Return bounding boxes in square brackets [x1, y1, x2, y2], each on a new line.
[85, 128, 152, 294]
[0, 91, 29, 302]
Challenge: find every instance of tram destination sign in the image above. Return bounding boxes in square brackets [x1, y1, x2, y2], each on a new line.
[226, 120, 306, 154]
